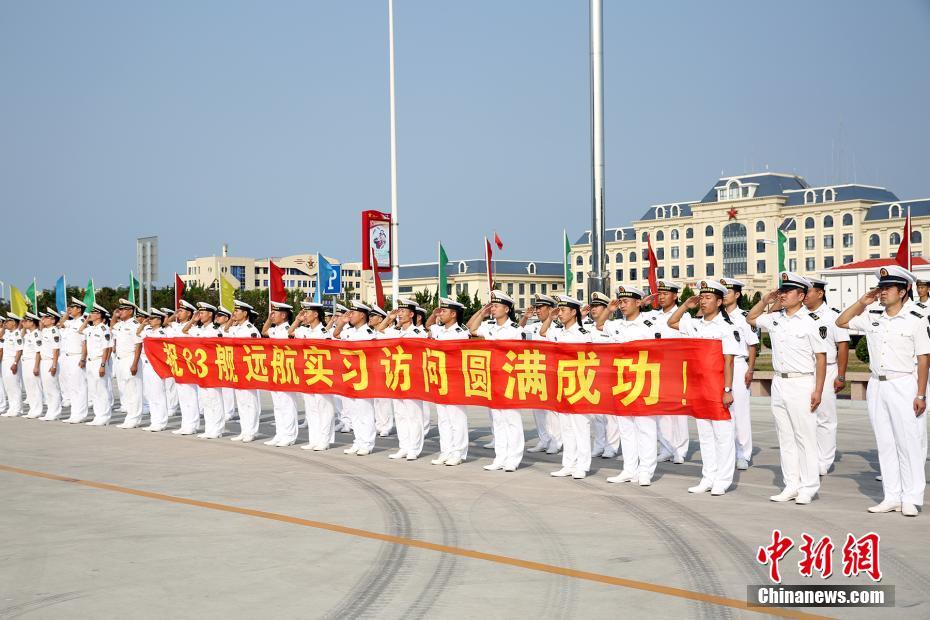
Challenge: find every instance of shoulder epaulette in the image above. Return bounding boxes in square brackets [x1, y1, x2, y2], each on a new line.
[832, 307, 841, 313]
[910, 310, 925, 320]
[510, 321, 519, 328]
[454, 326, 463, 332]
[366, 327, 374, 334]
[741, 310, 749, 317]
[809, 313, 820, 320]
[643, 319, 653, 327]
[578, 326, 588, 334]
[869, 309, 882, 314]
[723, 314, 733, 325]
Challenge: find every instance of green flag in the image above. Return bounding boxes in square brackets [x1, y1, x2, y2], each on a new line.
[83, 279, 95, 314]
[438, 242, 448, 298]
[129, 272, 140, 306]
[777, 229, 788, 272]
[25, 279, 37, 311]
[563, 230, 573, 292]
[10, 286, 28, 318]
[220, 273, 236, 313]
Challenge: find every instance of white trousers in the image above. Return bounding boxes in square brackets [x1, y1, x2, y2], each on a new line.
[176, 383, 201, 433]
[303, 393, 335, 448]
[114, 356, 143, 426]
[85, 360, 112, 423]
[559, 413, 592, 473]
[814, 364, 839, 471]
[270, 391, 299, 444]
[234, 389, 261, 438]
[490, 408, 524, 469]
[658, 416, 689, 460]
[732, 356, 752, 462]
[23, 361, 44, 416]
[436, 403, 468, 461]
[395, 398, 425, 457]
[867, 375, 926, 506]
[60, 354, 88, 422]
[592, 414, 619, 455]
[335, 395, 352, 431]
[0, 366, 6, 412]
[165, 377, 179, 414]
[39, 359, 62, 420]
[770, 376, 820, 496]
[695, 418, 735, 490]
[373, 398, 394, 434]
[617, 416, 658, 478]
[199, 387, 224, 437]
[222, 388, 236, 419]
[422, 400, 434, 434]
[141, 361, 168, 429]
[1, 359, 23, 416]
[347, 397, 376, 451]
[531, 409, 561, 449]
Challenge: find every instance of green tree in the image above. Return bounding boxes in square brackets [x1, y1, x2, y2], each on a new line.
[855, 336, 869, 364]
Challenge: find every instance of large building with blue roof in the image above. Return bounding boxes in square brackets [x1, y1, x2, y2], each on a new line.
[569, 172, 927, 297]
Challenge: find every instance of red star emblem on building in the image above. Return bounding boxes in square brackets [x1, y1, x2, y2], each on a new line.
[727, 208, 738, 220]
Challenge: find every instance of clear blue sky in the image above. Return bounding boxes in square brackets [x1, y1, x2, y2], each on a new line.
[2, 0, 929, 290]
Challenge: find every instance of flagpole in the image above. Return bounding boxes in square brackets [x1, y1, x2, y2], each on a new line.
[908, 206, 912, 272]
[388, 0, 400, 300]
[437, 240, 441, 300]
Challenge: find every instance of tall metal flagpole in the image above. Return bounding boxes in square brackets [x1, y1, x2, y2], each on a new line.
[388, 0, 400, 301]
[588, 0, 608, 296]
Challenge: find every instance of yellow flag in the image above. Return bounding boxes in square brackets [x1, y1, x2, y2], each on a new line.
[10, 286, 28, 317]
[220, 273, 237, 312]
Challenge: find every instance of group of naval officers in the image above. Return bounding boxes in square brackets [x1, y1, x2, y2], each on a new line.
[1, 265, 927, 517]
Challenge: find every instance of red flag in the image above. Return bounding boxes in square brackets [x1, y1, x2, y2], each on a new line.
[269, 261, 286, 304]
[646, 233, 658, 295]
[174, 273, 185, 310]
[894, 209, 911, 270]
[485, 237, 494, 292]
[494, 232, 503, 251]
[371, 248, 385, 308]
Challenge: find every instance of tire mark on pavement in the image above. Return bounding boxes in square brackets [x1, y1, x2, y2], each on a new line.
[0, 592, 83, 619]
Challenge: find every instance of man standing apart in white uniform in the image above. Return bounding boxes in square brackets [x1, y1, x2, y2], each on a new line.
[837, 266, 929, 517]
[111, 300, 144, 429]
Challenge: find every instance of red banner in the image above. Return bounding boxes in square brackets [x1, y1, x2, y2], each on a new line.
[144, 337, 729, 420]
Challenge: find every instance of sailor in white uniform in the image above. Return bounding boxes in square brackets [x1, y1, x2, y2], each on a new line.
[59, 298, 90, 424]
[0, 314, 24, 418]
[646, 280, 689, 464]
[426, 297, 471, 465]
[720, 278, 760, 470]
[262, 301, 300, 447]
[37, 309, 63, 421]
[20, 313, 44, 418]
[81, 304, 114, 426]
[291, 301, 336, 450]
[224, 300, 263, 442]
[332, 301, 378, 456]
[521, 294, 563, 455]
[137, 308, 170, 432]
[367, 304, 395, 437]
[111, 300, 144, 429]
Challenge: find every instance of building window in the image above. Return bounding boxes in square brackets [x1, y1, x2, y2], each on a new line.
[804, 217, 815, 229]
[575, 255, 583, 266]
[686, 265, 694, 278]
[889, 204, 903, 218]
[824, 256, 835, 268]
[671, 266, 679, 278]
[574, 273, 582, 285]
[657, 267, 665, 279]
[755, 220, 765, 233]
[576, 289, 584, 298]
[254, 279, 261, 287]
[657, 248, 665, 260]
[507, 283, 514, 295]
[869, 234, 880, 247]
[824, 188, 836, 202]
[842, 213, 853, 226]
[616, 269, 623, 281]
[655, 206, 666, 219]
[722, 222, 747, 278]
[756, 240, 766, 253]
[541, 283, 547, 293]
[913, 230, 923, 244]
[671, 247, 679, 259]
[615, 252, 623, 263]
[890, 232, 901, 245]
[686, 228, 694, 239]
[527, 263, 536, 275]
[656, 230, 664, 241]
[629, 252, 636, 263]
[705, 263, 715, 276]
[756, 260, 766, 273]
[641, 231, 648, 242]
[804, 189, 816, 204]
[843, 255, 853, 264]
[805, 257, 815, 271]
[705, 225, 714, 237]
[789, 238, 797, 251]
[705, 244, 715, 257]
[788, 259, 797, 271]
[519, 283, 526, 294]
[671, 204, 681, 217]
[629, 268, 637, 281]
[843, 233, 854, 248]
[686, 246, 694, 259]
[824, 235, 834, 249]
[642, 248, 649, 261]
[805, 236, 815, 251]
[824, 215, 834, 228]
[869, 253, 880, 259]
[530, 283, 536, 294]
[671, 229, 679, 240]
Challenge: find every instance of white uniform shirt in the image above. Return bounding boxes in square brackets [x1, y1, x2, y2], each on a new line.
[38, 326, 61, 361]
[605, 313, 658, 344]
[191, 323, 223, 338]
[679, 313, 744, 357]
[339, 323, 377, 342]
[728, 309, 760, 355]
[429, 322, 470, 341]
[139, 325, 167, 362]
[294, 323, 331, 341]
[755, 310, 829, 373]
[22, 329, 41, 360]
[85, 323, 112, 360]
[227, 321, 262, 339]
[522, 320, 543, 340]
[849, 307, 930, 375]
[805, 304, 849, 365]
[384, 323, 427, 339]
[112, 318, 143, 359]
[2, 328, 24, 358]
[60, 317, 86, 355]
[648, 307, 682, 339]
[545, 321, 592, 344]
[165, 322, 189, 338]
[268, 323, 291, 340]
[476, 318, 524, 341]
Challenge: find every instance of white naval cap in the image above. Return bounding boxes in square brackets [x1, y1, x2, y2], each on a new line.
[197, 302, 217, 312]
[334, 303, 349, 314]
[68, 297, 87, 308]
[349, 301, 371, 313]
[806, 276, 828, 289]
[90, 303, 109, 317]
[23, 312, 40, 321]
[697, 279, 727, 296]
[148, 307, 166, 318]
[3, 313, 20, 322]
[778, 271, 812, 291]
[490, 290, 514, 306]
[368, 303, 388, 317]
[589, 291, 611, 307]
[876, 265, 916, 288]
[300, 300, 325, 310]
[656, 280, 682, 293]
[719, 277, 745, 290]
[233, 299, 255, 311]
[216, 306, 232, 318]
[438, 297, 464, 310]
[159, 307, 174, 316]
[616, 285, 645, 300]
[136, 308, 151, 319]
[116, 298, 138, 310]
[531, 293, 557, 307]
[270, 301, 293, 311]
[556, 295, 582, 309]
[41, 307, 61, 319]
[178, 300, 197, 312]
[395, 297, 418, 311]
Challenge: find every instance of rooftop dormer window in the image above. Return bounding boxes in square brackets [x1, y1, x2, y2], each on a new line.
[458, 261, 468, 274]
[717, 179, 755, 201]
[527, 262, 536, 275]
[889, 203, 903, 219]
[670, 204, 681, 217]
[655, 206, 666, 219]
[804, 189, 817, 204]
[823, 187, 836, 202]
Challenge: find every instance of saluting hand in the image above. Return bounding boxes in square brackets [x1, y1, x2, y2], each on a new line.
[641, 293, 656, 308]
[763, 289, 780, 305]
[859, 288, 880, 305]
[683, 296, 700, 310]
[607, 299, 621, 313]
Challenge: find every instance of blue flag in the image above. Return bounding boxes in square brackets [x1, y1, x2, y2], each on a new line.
[316, 254, 342, 301]
[55, 276, 67, 314]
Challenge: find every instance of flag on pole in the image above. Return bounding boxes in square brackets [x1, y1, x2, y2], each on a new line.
[438, 242, 448, 298]
[646, 233, 658, 294]
[269, 261, 286, 304]
[563, 230, 573, 292]
[174, 273, 185, 310]
[128, 272, 140, 306]
[894, 207, 912, 270]
[83, 279, 95, 313]
[315, 254, 338, 304]
[26, 279, 37, 311]
[10, 286, 28, 318]
[55, 276, 67, 314]
[485, 237, 494, 293]
[220, 273, 236, 312]
[371, 248, 385, 308]
[494, 232, 503, 251]
[777, 228, 788, 272]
